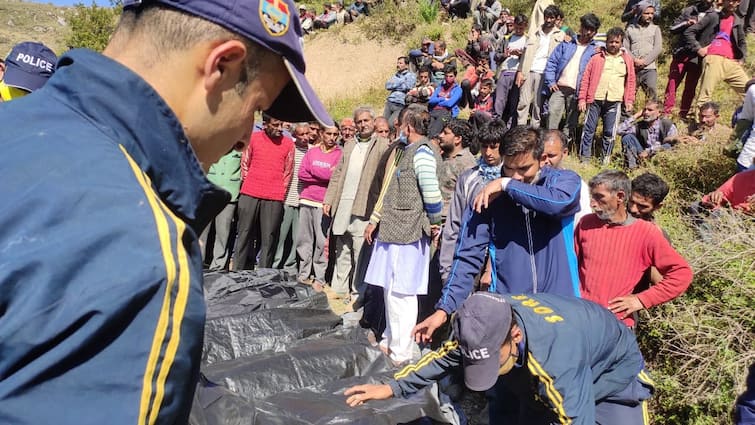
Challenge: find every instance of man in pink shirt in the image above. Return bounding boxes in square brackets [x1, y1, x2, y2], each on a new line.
[234, 114, 294, 270]
[297, 125, 343, 288]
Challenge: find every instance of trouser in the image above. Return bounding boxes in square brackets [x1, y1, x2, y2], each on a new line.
[696, 55, 748, 110]
[663, 55, 701, 117]
[383, 101, 404, 129]
[486, 368, 653, 425]
[332, 218, 369, 295]
[233, 195, 283, 270]
[199, 201, 237, 271]
[494, 71, 519, 129]
[516, 71, 545, 127]
[635, 68, 658, 101]
[547, 86, 579, 145]
[273, 205, 299, 273]
[621, 134, 646, 169]
[460, 79, 474, 109]
[296, 204, 330, 283]
[381, 283, 419, 363]
[473, 10, 496, 30]
[580, 100, 622, 162]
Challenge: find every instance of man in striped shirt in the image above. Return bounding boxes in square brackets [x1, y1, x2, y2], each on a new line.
[364, 107, 443, 364]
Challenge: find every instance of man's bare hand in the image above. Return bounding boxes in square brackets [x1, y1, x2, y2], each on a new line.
[473, 178, 504, 213]
[578, 100, 587, 112]
[364, 223, 377, 244]
[708, 190, 727, 206]
[323, 204, 331, 217]
[412, 310, 448, 344]
[344, 384, 393, 407]
[608, 295, 644, 319]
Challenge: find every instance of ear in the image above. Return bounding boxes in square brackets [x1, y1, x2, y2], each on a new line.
[655, 202, 663, 211]
[202, 39, 248, 93]
[616, 190, 627, 203]
[510, 325, 523, 344]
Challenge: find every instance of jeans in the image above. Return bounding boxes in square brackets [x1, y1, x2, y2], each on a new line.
[622, 134, 672, 168]
[580, 100, 622, 162]
[494, 71, 518, 128]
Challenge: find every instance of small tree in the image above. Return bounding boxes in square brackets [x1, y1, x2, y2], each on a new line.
[65, 2, 122, 52]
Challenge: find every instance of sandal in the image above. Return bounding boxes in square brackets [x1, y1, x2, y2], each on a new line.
[312, 281, 325, 292]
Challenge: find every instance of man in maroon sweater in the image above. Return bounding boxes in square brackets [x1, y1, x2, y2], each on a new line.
[234, 114, 294, 270]
[575, 170, 693, 328]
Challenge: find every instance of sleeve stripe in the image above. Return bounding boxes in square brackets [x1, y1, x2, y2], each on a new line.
[527, 355, 571, 424]
[119, 146, 189, 425]
[394, 340, 458, 379]
[149, 201, 191, 425]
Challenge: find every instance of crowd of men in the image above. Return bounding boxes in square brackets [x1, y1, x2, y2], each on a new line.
[0, 0, 753, 423]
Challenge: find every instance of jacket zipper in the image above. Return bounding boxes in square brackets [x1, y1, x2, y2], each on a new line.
[524, 207, 538, 293]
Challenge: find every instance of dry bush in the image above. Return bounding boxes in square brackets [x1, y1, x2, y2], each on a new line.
[637, 210, 755, 424]
[646, 140, 738, 206]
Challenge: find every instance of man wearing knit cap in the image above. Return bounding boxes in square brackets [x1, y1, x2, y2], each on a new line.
[0, 0, 332, 423]
[345, 292, 656, 425]
[0, 41, 57, 101]
[624, 0, 663, 101]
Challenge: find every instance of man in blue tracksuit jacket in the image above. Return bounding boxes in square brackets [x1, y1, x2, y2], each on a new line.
[345, 292, 655, 425]
[544, 13, 602, 144]
[0, 1, 332, 423]
[413, 125, 582, 424]
[415, 126, 582, 342]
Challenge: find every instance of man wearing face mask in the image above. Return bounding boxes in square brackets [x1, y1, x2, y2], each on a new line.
[345, 292, 655, 425]
[576, 170, 693, 329]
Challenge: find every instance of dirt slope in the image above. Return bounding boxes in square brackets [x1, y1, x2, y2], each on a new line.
[302, 24, 405, 104]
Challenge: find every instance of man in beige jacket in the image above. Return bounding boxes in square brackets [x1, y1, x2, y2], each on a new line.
[323, 106, 391, 299]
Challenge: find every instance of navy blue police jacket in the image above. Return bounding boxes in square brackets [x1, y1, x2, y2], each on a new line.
[0, 50, 229, 424]
[391, 294, 653, 424]
[436, 167, 583, 316]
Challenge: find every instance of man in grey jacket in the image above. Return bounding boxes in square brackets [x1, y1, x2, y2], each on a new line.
[624, 1, 663, 101]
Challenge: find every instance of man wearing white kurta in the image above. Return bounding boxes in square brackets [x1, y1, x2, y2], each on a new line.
[365, 108, 443, 364]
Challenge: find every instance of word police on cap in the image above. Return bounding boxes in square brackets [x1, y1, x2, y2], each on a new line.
[461, 347, 491, 360]
[15, 53, 54, 72]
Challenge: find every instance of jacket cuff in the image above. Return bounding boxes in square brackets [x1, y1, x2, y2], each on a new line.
[387, 380, 403, 398]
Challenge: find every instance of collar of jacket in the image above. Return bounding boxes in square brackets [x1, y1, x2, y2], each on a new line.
[48, 49, 229, 233]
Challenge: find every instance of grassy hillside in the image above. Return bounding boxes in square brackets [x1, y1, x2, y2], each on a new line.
[0, 0, 70, 56]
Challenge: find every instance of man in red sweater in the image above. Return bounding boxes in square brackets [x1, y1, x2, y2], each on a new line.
[234, 114, 294, 270]
[576, 170, 693, 328]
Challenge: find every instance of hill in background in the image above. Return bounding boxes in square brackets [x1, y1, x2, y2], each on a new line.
[0, 0, 70, 55]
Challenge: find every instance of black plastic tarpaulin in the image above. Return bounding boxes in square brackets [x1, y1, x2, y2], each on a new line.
[191, 270, 453, 425]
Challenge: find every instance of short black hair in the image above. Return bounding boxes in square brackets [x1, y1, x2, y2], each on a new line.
[444, 118, 473, 148]
[700, 101, 720, 115]
[443, 64, 457, 74]
[477, 119, 508, 155]
[502, 125, 543, 159]
[606, 26, 625, 41]
[543, 5, 561, 19]
[514, 14, 528, 25]
[631, 173, 669, 206]
[580, 13, 601, 31]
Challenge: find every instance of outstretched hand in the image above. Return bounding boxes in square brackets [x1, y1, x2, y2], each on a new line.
[411, 310, 448, 344]
[344, 384, 394, 407]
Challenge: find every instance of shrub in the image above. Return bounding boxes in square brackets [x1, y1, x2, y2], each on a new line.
[65, 2, 121, 52]
[637, 210, 754, 424]
[418, 0, 439, 24]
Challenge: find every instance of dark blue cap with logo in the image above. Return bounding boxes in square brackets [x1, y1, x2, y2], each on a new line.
[452, 292, 513, 391]
[3, 42, 58, 93]
[123, 0, 333, 126]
